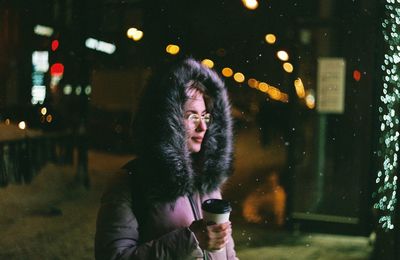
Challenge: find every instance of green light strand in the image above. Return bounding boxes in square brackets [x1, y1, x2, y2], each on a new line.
[373, 0, 400, 231]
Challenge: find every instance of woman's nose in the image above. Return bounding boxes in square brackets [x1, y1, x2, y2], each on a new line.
[196, 119, 207, 132]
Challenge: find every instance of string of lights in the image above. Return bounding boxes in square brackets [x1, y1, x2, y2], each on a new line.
[373, 0, 399, 231]
[125, 23, 296, 104]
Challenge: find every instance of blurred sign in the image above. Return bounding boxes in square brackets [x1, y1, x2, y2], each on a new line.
[316, 58, 346, 114]
[34, 24, 54, 37]
[85, 38, 116, 54]
[31, 51, 49, 104]
[32, 51, 49, 72]
[31, 85, 46, 104]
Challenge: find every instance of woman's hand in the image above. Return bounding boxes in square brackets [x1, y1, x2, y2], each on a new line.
[189, 219, 232, 251]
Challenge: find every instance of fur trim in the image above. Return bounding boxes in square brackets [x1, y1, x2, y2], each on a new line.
[129, 58, 234, 202]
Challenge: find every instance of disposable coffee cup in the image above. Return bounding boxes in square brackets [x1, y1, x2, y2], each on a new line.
[201, 199, 232, 225]
[201, 199, 232, 252]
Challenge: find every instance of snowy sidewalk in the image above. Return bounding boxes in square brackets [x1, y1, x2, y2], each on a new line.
[0, 151, 131, 259]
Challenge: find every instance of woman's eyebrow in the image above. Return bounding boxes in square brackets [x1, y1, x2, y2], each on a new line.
[185, 109, 207, 114]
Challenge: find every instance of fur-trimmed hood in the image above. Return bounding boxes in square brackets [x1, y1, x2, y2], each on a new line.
[128, 58, 234, 202]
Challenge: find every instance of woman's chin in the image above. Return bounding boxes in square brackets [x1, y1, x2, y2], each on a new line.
[188, 144, 202, 153]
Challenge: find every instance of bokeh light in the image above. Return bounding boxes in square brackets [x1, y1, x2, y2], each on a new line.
[201, 59, 214, 69]
[353, 70, 361, 81]
[51, 40, 59, 51]
[85, 85, 92, 95]
[166, 44, 180, 55]
[46, 114, 53, 123]
[277, 50, 289, 61]
[305, 90, 315, 109]
[126, 28, 136, 38]
[233, 72, 245, 83]
[242, 0, 258, 10]
[127, 27, 144, 41]
[40, 107, 47, 115]
[18, 121, 26, 130]
[258, 82, 269, 92]
[280, 93, 289, 103]
[283, 62, 294, 73]
[64, 84, 72, 95]
[265, 34, 276, 44]
[374, 0, 399, 231]
[267, 86, 281, 100]
[132, 31, 143, 41]
[76, 86, 82, 95]
[222, 67, 233, 77]
[294, 78, 306, 98]
[247, 78, 258, 88]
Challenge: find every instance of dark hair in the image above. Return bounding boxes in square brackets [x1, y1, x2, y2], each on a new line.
[185, 80, 214, 112]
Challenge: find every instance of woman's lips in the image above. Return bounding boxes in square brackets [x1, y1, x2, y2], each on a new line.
[192, 137, 203, 143]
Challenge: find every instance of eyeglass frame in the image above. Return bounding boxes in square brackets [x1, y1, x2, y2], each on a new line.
[185, 113, 212, 129]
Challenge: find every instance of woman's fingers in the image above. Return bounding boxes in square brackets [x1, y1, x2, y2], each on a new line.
[206, 222, 231, 250]
[208, 228, 231, 239]
[208, 222, 231, 231]
[208, 236, 229, 250]
[190, 220, 232, 251]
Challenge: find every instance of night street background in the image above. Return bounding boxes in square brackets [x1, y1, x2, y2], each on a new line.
[1, 0, 399, 259]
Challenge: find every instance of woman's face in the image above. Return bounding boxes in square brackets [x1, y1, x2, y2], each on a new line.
[184, 89, 208, 153]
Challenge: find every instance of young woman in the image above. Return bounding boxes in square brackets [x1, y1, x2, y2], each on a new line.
[95, 58, 238, 260]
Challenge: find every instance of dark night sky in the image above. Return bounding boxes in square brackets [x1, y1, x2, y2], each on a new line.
[139, 0, 303, 87]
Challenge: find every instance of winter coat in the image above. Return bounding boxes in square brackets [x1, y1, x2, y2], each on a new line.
[95, 58, 237, 260]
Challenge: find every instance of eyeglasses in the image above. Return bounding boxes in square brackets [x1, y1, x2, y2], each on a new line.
[186, 113, 212, 129]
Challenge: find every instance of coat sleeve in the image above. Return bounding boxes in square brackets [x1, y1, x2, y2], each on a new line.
[94, 175, 203, 260]
[225, 235, 238, 260]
